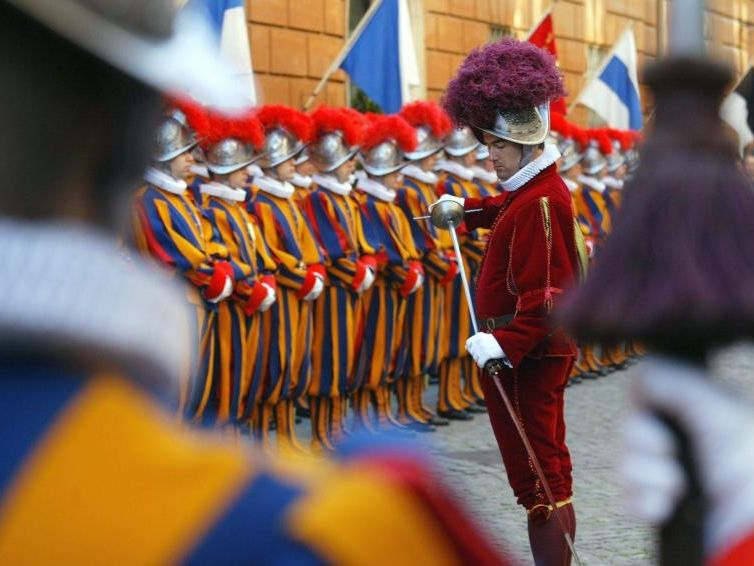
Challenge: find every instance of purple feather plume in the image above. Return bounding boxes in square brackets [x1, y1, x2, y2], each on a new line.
[443, 38, 565, 129]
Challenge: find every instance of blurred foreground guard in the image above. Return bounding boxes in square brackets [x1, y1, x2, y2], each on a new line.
[0, 2, 507, 564]
[561, 33, 754, 566]
[436, 38, 584, 565]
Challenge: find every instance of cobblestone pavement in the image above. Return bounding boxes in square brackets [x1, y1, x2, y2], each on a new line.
[285, 345, 754, 565]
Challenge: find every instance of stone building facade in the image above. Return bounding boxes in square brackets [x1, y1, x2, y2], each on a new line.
[248, 0, 754, 124]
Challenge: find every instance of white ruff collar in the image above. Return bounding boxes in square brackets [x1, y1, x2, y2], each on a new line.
[190, 164, 209, 179]
[501, 143, 560, 192]
[255, 175, 295, 199]
[144, 167, 187, 195]
[0, 220, 191, 388]
[436, 159, 475, 181]
[291, 173, 312, 188]
[355, 175, 396, 202]
[603, 176, 624, 190]
[403, 164, 438, 184]
[200, 181, 246, 202]
[578, 174, 606, 193]
[472, 166, 499, 184]
[312, 173, 352, 196]
[246, 163, 263, 179]
[561, 177, 580, 192]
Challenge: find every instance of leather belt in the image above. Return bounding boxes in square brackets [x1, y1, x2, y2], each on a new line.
[478, 314, 514, 332]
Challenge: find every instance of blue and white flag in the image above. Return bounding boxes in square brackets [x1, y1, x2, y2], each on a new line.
[340, 0, 419, 113]
[578, 28, 642, 130]
[186, 0, 257, 105]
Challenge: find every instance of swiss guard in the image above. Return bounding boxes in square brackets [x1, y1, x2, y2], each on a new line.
[249, 106, 325, 451]
[437, 37, 584, 564]
[304, 107, 378, 450]
[132, 102, 235, 418]
[353, 114, 424, 432]
[195, 109, 278, 428]
[396, 101, 458, 430]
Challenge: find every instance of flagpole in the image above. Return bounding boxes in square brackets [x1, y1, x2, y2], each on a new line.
[302, 0, 385, 111]
[525, 4, 553, 41]
[567, 23, 634, 114]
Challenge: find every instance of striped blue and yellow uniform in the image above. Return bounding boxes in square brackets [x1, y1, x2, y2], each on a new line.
[131, 183, 228, 418]
[202, 191, 277, 428]
[353, 188, 422, 429]
[248, 184, 326, 450]
[303, 183, 379, 448]
[0, 359, 508, 565]
[395, 175, 457, 425]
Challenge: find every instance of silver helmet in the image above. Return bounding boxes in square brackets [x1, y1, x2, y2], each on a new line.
[559, 139, 582, 172]
[153, 116, 198, 163]
[625, 147, 640, 175]
[206, 138, 257, 175]
[258, 127, 305, 169]
[360, 140, 407, 176]
[404, 125, 444, 161]
[581, 143, 608, 176]
[295, 148, 310, 166]
[477, 104, 550, 146]
[606, 140, 626, 173]
[476, 144, 490, 161]
[445, 126, 479, 157]
[309, 131, 358, 173]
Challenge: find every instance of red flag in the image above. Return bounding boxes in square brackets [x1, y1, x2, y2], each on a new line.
[527, 11, 567, 115]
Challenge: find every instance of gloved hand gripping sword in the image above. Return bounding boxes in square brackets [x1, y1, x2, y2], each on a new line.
[415, 197, 582, 566]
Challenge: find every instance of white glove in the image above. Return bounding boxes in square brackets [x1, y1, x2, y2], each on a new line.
[207, 275, 233, 303]
[408, 271, 424, 295]
[303, 274, 324, 301]
[429, 193, 465, 212]
[357, 266, 375, 293]
[622, 356, 754, 555]
[258, 282, 277, 312]
[465, 332, 506, 369]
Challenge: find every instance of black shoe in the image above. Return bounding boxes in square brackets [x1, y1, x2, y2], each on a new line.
[427, 414, 450, 426]
[568, 376, 582, 386]
[581, 371, 599, 380]
[428, 374, 440, 385]
[598, 366, 611, 376]
[464, 404, 487, 414]
[438, 409, 474, 421]
[475, 399, 487, 408]
[296, 406, 311, 419]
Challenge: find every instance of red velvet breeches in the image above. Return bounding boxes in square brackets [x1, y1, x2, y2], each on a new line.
[479, 356, 574, 510]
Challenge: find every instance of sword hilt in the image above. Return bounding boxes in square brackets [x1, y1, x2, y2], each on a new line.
[484, 358, 512, 377]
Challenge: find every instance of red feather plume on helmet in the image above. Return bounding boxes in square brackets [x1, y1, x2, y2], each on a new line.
[196, 108, 265, 151]
[592, 129, 614, 155]
[549, 112, 572, 137]
[361, 114, 418, 153]
[256, 105, 314, 143]
[606, 128, 634, 151]
[399, 101, 452, 138]
[570, 125, 590, 151]
[311, 107, 364, 147]
[166, 96, 210, 135]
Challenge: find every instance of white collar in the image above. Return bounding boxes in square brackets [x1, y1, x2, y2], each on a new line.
[561, 177, 580, 192]
[0, 220, 191, 389]
[577, 174, 606, 193]
[356, 175, 396, 202]
[254, 175, 295, 199]
[403, 164, 438, 184]
[312, 173, 353, 196]
[189, 164, 209, 179]
[436, 159, 475, 181]
[200, 181, 247, 202]
[290, 172, 312, 188]
[472, 165, 499, 184]
[603, 176, 624, 190]
[144, 167, 187, 195]
[501, 143, 561, 192]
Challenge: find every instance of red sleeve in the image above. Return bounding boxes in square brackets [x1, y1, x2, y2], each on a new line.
[493, 197, 575, 368]
[464, 195, 505, 231]
[711, 532, 754, 566]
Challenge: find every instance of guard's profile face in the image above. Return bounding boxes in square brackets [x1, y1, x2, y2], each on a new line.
[483, 133, 523, 182]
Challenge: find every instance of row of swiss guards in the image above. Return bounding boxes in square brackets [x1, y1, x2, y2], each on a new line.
[130, 98, 505, 451]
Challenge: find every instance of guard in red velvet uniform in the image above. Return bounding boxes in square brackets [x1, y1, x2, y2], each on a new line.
[436, 38, 586, 565]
